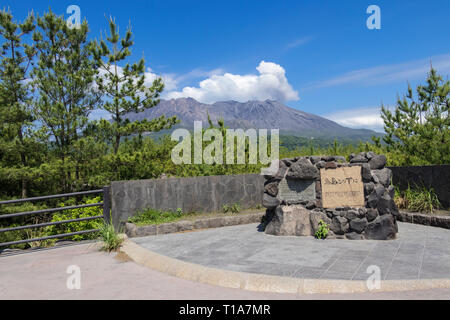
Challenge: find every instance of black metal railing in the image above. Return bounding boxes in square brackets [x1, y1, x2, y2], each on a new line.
[0, 186, 111, 247]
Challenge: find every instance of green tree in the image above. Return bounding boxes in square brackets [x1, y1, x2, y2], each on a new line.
[0, 9, 37, 198]
[381, 68, 449, 165]
[31, 10, 101, 191]
[91, 17, 177, 154]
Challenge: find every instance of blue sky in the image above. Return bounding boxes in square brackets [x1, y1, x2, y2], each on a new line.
[4, 0, 450, 132]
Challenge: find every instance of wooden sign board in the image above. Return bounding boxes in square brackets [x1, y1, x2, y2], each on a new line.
[320, 166, 364, 208]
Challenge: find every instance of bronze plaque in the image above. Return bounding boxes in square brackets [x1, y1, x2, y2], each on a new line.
[278, 178, 316, 202]
[320, 166, 364, 208]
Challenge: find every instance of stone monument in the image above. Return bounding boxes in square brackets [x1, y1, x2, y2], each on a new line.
[262, 152, 399, 240]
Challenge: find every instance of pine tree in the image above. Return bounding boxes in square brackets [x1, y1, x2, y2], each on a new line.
[31, 10, 101, 190]
[90, 17, 177, 154]
[0, 9, 36, 198]
[381, 68, 449, 165]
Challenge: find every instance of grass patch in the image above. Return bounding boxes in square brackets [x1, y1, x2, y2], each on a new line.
[222, 202, 241, 213]
[128, 208, 185, 226]
[127, 206, 264, 226]
[99, 221, 123, 252]
[394, 185, 441, 213]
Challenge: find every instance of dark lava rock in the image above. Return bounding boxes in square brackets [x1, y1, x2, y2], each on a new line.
[350, 154, 368, 163]
[371, 168, 392, 188]
[357, 207, 367, 218]
[345, 210, 359, 220]
[374, 183, 386, 196]
[273, 160, 288, 180]
[262, 193, 280, 209]
[322, 156, 335, 162]
[368, 154, 387, 170]
[361, 163, 373, 182]
[330, 216, 349, 235]
[309, 156, 322, 164]
[336, 206, 351, 211]
[367, 192, 379, 208]
[387, 185, 395, 199]
[351, 163, 372, 182]
[366, 208, 379, 222]
[315, 161, 326, 169]
[367, 183, 386, 208]
[286, 158, 319, 180]
[305, 201, 316, 210]
[377, 192, 399, 216]
[264, 180, 279, 197]
[364, 182, 375, 196]
[282, 158, 294, 167]
[366, 151, 376, 160]
[335, 156, 346, 163]
[349, 217, 368, 233]
[365, 214, 397, 240]
[325, 209, 335, 219]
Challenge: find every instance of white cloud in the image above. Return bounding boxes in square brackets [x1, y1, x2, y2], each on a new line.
[97, 66, 179, 92]
[165, 61, 299, 104]
[144, 68, 178, 91]
[306, 53, 450, 90]
[323, 107, 388, 132]
[285, 36, 314, 50]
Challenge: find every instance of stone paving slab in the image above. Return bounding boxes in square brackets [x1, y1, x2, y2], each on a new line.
[133, 222, 450, 281]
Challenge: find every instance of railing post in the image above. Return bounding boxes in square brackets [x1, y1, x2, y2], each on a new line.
[102, 186, 111, 224]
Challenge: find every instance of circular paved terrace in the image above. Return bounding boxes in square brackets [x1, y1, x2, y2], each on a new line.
[132, 222, 450, 281]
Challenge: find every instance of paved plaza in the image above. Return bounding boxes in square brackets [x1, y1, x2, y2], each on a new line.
[1, 239, 450, 299]
[133, 222, 450, 281]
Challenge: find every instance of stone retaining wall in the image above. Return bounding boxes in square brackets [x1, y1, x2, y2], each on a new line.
[111, 174, 265, 228]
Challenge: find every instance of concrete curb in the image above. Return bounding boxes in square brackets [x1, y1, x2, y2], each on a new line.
[120, 237, 450, 294]
[125, 212, 265, 238]
[397, 211, 450, 229]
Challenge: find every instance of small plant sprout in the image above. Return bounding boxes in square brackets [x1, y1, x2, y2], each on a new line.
[315, 219, 329, 239]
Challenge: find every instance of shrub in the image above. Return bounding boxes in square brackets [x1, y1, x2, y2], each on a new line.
[99, 221, 123, 252]
[47, 196, 103, 240]
[394, 185, 441, 213]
